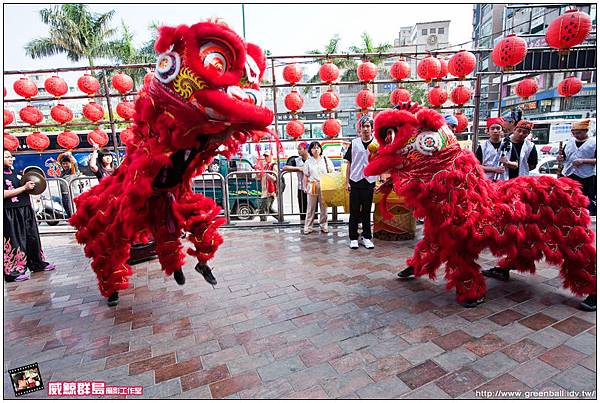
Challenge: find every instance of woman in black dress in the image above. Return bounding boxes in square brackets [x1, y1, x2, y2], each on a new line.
[4, 150, 55, 282]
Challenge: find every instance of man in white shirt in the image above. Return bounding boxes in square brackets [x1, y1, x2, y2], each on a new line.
[344, 115, 378, 249]
[558, 119, 596, 217]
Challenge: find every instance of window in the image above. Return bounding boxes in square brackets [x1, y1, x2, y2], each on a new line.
[422, 29, 427, 36]
[430, 28, 436, 34]
[438, 27, 445, 34]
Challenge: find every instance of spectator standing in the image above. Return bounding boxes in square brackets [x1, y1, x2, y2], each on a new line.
[344, 115, 378, 249]
[303, 141, 334, 234]
[558, 119, 596, 215]
[283, 142, 309, 223]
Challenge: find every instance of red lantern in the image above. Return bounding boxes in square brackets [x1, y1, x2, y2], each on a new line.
[417, 56, 441, 82]
[3, 87, 6, 97]
[455, 113, 469, 133]
[285, 119, 304, 139]
[357, 61, 378, 82]
[50, 104, 73, 125]
[390, 59, 411, 81]
[87, 128, 109, 147]
[83, 102, 105, 122]
[546, 9, 592, 55]
[4, 133, 19, 151]
[492, 34, 528, 71]
[44, 76, 68, 98]
[57, 130, 80, 149]
[557, 76, 583, 97]
[77, 74, 100, 96]
[116, 101, 135, 120]
[13, 78, 38, 99]
[284, 91, 304, 111]
[283, 63, 303, 84]
[144, 72, 154, 87]
[514, 78, 538, 100]
[112, 72, 134, 94]
[450, 85, 472, 106]
[26, 131, 50, 151]
[356, 89, 375, 110]
[436, 58, 448, 80]
[19, 106, 44, 125]
[4, 109, 14, 126]
[390, 88, 411, 105]
[319, 62, 339, 83]
[322, 118, 341, 138]
[448, 50, 476, 80]
[427, 86, 448, 107]
[120, 127, 135, 145]
[320, 90, 340, 110]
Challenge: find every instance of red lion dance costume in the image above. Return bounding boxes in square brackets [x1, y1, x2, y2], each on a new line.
[365, 103, 596, 309]
[70, 19, 274, 306]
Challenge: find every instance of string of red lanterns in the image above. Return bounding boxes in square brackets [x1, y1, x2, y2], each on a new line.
[283, 63, 305, 139]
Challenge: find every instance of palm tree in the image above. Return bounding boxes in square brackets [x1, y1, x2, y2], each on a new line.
[348, 32, 393, 81]
[101, 21, 158, 89]
[303, 35, 357, 94]
[24, 4, 118, 67]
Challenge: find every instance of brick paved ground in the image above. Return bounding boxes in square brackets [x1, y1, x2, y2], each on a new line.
[4, 225, 596, 399]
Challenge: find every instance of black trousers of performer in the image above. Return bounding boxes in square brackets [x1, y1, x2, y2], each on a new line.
[297, 188, 307, 221]
[4, 206, 50, 280]
[569, 174, 597, 215]
[349, 186, 374, 240]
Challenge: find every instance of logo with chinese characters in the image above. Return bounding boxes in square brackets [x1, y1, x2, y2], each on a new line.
[47, 381, 143, 397]
[8, 362, 44, 396]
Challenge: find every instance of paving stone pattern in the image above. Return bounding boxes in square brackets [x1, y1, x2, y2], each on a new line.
[3, 226, 596, 399]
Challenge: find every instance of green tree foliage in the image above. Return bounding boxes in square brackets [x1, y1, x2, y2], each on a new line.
[24, 4, 118, 67]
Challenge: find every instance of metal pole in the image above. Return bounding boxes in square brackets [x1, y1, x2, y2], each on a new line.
[270, 58, 284, 224]
[496, 71, 504, 117]
[472, 74, 482, 152]
[241, 4, 246, 39]
[101, 72, 122, 165]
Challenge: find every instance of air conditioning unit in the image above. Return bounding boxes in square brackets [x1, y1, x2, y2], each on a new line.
[427, 35, 438, 46]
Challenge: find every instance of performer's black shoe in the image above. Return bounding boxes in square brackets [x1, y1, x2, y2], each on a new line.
[397, 266, 415, 279]
[107, 292, 119, 307]
[461, 296, 485, 308]
[482, 267, 510, 281]
[174, 270, 186, 285]
[195, 263, 217, 285]
[579, 294, 596, 311]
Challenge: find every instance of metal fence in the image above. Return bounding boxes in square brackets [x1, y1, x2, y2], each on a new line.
[7, 42, 596, 231]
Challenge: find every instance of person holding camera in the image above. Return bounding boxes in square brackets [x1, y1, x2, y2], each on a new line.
[475, 117, 515, 182]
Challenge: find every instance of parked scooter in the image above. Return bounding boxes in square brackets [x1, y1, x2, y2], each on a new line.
[32, 195, 67, 226]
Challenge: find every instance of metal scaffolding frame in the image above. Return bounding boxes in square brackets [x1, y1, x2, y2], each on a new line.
[3, 42, 596, 229]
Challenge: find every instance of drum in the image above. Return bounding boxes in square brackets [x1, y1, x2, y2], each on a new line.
[373, 190, 416, 241]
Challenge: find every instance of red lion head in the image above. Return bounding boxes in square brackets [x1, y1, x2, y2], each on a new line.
[365, 102, 460, 178]
[143, 18, 274, 142]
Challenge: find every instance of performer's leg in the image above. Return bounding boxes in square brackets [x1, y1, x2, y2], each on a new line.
[23, 206, 54, 272]
[400, 238, 442, 279]
[173, 192, 225, 286]
[444, 254, 487, 307]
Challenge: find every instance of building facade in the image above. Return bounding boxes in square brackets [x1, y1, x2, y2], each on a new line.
[472, 3, 597, 140]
